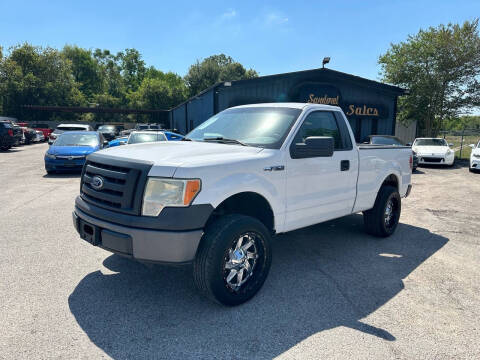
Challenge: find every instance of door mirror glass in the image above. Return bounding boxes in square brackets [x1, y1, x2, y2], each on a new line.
[290, 136, 334, 159]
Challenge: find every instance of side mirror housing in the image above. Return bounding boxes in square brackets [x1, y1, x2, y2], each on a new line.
[290, 136, 334, 159]
[448, 143, 454, 147]
[406, 143, 412, 147]
[469, 144, 475, 149]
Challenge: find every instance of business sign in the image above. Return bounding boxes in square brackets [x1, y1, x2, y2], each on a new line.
[291, 82, 388, 118]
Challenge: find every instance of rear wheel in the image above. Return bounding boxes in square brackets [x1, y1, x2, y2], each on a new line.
[193, 214, 272, 306]
[363, 185, 401, 237]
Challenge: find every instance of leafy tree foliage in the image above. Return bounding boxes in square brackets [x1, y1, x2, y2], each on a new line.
[185, 54, 258, 96]
[379, 20, 480, 137]
[0, 45, 257, 122]
[0, 43, 83, 121]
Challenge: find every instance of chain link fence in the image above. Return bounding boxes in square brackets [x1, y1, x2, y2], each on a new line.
[440, 129, 480, 160]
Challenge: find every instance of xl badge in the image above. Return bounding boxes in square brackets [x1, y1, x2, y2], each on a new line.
[91, 175, 105, 191]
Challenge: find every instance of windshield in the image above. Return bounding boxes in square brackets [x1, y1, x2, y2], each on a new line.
[98, 125, 115, 131]
[53, 133, 99, 147]
[370, 136, 404, 145]
[127, 132, 166, 144]
[57, 126, 87, 131]
[186, 107, 302, 149]
[414, 138, 448, 146]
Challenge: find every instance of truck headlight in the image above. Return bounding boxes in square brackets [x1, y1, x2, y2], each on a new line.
[142, 178, 201, 216]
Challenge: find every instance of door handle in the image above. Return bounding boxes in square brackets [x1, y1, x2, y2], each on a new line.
[341, 160, 350, 171]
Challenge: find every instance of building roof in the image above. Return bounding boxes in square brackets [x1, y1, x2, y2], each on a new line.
[172, 67, 407, 111]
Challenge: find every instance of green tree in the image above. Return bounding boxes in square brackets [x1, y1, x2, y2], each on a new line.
[128, 70, 187, 110]
[0, 43, 84, 121]
[117, 48, 146, 93]
[62, 45, 103, 100]
[379, 20, 480, 137]
[184, 54, 258, 96]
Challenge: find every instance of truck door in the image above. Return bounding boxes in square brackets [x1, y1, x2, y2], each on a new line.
[284, 110, 358, 231]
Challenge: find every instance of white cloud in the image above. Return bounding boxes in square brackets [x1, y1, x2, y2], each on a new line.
[265, 12, 288, 26]
[221, 9, 237, 20]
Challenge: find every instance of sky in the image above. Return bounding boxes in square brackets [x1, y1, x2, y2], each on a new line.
[1, 0, 479, 82]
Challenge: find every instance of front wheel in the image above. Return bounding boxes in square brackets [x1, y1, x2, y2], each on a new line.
[193, 214, 272, 306]
[363, 185, 401, 237]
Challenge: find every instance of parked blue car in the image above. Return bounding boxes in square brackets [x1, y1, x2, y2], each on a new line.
[164, 131, 184, 141]
[45, 131, 106, 174]
[108, 136, 128, 147]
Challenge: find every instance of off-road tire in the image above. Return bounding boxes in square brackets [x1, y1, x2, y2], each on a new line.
[193, 214, 272, 306]
[363, 185, 401, 237]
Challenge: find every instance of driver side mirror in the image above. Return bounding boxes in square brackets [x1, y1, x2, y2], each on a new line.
[290, 136, 334, 159]
[469, 144, 475, 149]
[406, 143, 412, 147]
[448, 143, 454, 147]
[103, 140, 109, 148]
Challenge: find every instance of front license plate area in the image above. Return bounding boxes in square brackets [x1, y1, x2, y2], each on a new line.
[79, 220, 101, 246]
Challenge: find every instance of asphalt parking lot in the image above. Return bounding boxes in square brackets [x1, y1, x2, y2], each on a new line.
[1, 143, 479, 359]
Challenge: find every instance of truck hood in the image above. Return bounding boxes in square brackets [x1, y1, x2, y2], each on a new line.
[412, 145, 450, 155]
[98, 141, 264, 177]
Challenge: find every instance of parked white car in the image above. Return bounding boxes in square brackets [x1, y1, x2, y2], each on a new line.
[49, 124, 94, 144]
[34, 130, 45, 142]
[412, 138, 455, 166]
[469, 141, 480, 172]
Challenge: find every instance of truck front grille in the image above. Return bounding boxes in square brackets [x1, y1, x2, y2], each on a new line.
[80, 153, 153, 215]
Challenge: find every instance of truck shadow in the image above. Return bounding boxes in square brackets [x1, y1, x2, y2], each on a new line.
[68, 214, 448, 359]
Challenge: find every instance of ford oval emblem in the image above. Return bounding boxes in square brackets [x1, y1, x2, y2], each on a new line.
[91, 175, 105, 191]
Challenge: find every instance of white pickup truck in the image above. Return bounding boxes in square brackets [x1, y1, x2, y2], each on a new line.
[73, 103, 412, 306]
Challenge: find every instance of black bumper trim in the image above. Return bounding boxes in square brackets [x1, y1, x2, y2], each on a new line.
[75, 195, 214, 231]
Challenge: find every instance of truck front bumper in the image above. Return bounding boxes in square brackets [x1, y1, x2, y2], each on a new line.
[73, 205, 208, 264]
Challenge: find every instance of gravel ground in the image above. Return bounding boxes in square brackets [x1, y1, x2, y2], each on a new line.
[1, 143, 479, 359]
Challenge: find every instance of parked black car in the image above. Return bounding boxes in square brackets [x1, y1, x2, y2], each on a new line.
[0, 121, 17, 150]
[363, 135, 418, 171]
[97, 125, 119, 141]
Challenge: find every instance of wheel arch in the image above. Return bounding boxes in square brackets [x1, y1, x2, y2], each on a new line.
[205, 191, 275, 234]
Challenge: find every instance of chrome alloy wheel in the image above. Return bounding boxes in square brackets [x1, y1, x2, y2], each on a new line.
[223, 233, 259, 291]
[384, 198, 397, 229]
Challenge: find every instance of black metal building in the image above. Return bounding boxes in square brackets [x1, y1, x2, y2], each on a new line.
[169, 68, 406, 141]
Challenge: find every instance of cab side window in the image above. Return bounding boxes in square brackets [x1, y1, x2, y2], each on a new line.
[292, 111, 343, 150]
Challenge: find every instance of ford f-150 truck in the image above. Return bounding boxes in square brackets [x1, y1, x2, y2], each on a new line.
[73, 103, 412, 306]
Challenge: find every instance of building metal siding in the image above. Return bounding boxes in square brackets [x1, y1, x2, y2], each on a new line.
[168, 68, 405, 142]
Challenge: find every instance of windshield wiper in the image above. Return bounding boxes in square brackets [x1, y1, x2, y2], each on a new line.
[203, 137, 248, 146]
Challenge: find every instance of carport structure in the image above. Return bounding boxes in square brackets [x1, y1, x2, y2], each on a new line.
[21, 105, 170, 127]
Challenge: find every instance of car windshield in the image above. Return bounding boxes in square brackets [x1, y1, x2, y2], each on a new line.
[98, 125, 115, 131]
[57, 126, 87, 131]
[414, 138, 447, 146]
[127, 132, 166, 144]
[370, 136, 404, 145]
[54, 133, 99, 146]
[186, 107, 302, 149]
